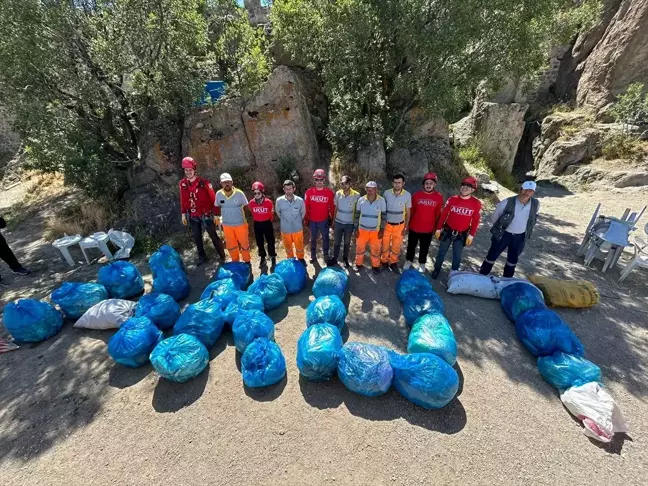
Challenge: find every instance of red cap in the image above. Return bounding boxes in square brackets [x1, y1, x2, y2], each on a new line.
[423, 172, 438, 182]
[313, 169, 326, 179]
[461, 176, 478, 189]
[252, 181, 265, 192]
[181, 157, 196, 169]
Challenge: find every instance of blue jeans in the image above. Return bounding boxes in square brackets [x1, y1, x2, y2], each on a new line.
[434, 234, 466, 272]
[309, 220, 330, 259]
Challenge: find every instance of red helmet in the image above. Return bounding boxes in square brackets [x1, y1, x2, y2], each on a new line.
[313, 169, 326, 179]
[181, 157, 196, 169]
[461, 176, 478, 189]
[252, 181, 265, 192]
[423, 172, 438, 182]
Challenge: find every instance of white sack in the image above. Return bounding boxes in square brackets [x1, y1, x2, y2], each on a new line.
[447, 271, 498, 299]
[74, 299, 136, 330]
[108, 229, 135, 260]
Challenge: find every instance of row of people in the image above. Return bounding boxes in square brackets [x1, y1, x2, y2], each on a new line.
[178, 157, 539, 278]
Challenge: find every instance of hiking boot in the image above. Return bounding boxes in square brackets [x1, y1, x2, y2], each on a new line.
[389, 263, 400, 273]
[326, 258, 338, 267]
[354, 264, 363, 272]
[372, 266, 381, 274]
[431, 269, 440, 279]
[417, 264, 426, 273]
[259, 257, 267, 268]
[403, 261, 412, 270]
[382, 262, 389, 270]
[343, 258, 350, 268]
[12, 267, 31, 276]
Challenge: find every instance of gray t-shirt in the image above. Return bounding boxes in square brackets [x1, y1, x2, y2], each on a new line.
[215, 188, 248, 226]
[275, 195, 305, 234]
[334, 189, 361, 225]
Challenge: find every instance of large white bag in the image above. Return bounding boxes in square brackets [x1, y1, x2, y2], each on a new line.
[108, 229, 135, 260]
[560, 382, 628, 443]
[447, 271, 498, 299]
[73, 299, 136, 330]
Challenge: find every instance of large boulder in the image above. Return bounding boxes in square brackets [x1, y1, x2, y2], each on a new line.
[357, 134, 387, 176]
[123, 183, 182, 235]
[388, 137, 452, 182]
[564, 165, 648, 188]
[577, 0, 648, 111]
[242, 66, 320, 191]
[535, 128, 601, 177]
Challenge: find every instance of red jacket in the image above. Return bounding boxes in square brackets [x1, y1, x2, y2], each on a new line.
[249, 197, 274, 222]
[436, 195, 481, 236]
[410, 190, 444, 233]
[304, 187, 335, 222]
[179, 177, 216, 216]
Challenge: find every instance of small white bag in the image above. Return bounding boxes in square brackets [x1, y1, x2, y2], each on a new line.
[560, 382, 628, 443]
[108, 229, 135, 260]
[74, 299, 136, 330]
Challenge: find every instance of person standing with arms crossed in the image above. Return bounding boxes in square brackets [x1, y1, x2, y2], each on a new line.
[179, 157, 225, 265]
[275, 180, 307, 265]
[214, 173, 251, 264]
[479, 181, 539, 277]
[304, 169, 335, 264]
[248, 181, 277, 268]
[431, 176, 481, 279]
[404, 172, 444, 272]
[354, 181, 387, 274]
[327, 175, 360, 268]
[381, 174, 412, 272]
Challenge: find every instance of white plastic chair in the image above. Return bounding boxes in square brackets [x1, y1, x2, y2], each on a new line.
[79, 232, 114, 264]
[52, 234, 82, 266]
[619, 232, 648, 282]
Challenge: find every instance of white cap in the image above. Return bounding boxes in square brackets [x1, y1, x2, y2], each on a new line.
[522, 181, 537, 191]
[365, 181, 378, 188]
[220, 172, 233, 182]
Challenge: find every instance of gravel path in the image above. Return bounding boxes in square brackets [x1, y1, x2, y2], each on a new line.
[1, 182, 646, 485]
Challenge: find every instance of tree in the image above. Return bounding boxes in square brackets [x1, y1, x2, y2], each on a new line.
[271, 0, 597, 150]
[0, 0, 268, 199]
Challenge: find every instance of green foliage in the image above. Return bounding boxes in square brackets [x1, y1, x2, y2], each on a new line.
[609, 83, 648, 126]
[552, 0, 603, 45]
[272, 0, 579, 150]
[456, 143, 518, 191]
[601, 133, 648, 161]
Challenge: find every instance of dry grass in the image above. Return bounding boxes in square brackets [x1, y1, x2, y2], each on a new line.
[601, 133, 648, 161]
[44, 202, 119, 242]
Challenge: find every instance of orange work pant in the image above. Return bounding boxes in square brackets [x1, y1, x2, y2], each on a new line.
[282, 231, 305, 259]
[355, 228, 381, 268]
[223, 224, 250, 262]
[381, 222, 405, 264]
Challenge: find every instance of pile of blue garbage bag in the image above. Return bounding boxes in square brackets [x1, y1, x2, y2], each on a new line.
[51, 282, 109, 319]
[98, 261, 144, 299]
[149, 245, 190, 301]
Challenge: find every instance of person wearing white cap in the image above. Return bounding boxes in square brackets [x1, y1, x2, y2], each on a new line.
[214, 172, 251, 263]
[354, 181, 387, 273]
[479, 180, 539, 277]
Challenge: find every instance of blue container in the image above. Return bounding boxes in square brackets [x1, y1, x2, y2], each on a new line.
[390, 352, 459, 409]
[51, 282, 108, 319]
[537, 352, 602, 390]
[500, 282, 545, 322]
[232, 309, 275, 353]
[296, 323, 343, 381]
[337, 342, 393, 397]
[205, 80, 226, 102]
[98, 261, 144, 299]
[173, 299, 226, 348]
[134, 293, 181, 330]
[107, 317, 163, 368]
[150, 334, 209, 383]
[274, 258, 307, 294]
[407, 312, 457, 365]
[248, 273, 287, 310]
[515, 308, 584, 357]
[241, 338, 286, 388]
[3, 298, 64, 343]
[313, 267, 348, 299]
[305, 295, 346, 330]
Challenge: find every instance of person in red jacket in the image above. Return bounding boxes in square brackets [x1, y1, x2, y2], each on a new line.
[431, 176, 481, 279]
[404, 172, 444, 272]
[179, 157, 225, 265]
[248, 181, 276, 268]
[304, 169, 335, 263]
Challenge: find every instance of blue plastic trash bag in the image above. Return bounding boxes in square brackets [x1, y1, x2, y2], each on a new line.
[402, 288, 445, 326]
[515, 308, 584, 357]
[248, 273, 287, 310]
[306, 295, 347, 330]
[150, 334, 209, 383]
[134, 293, 181, 330]
[98, 260, 144, 299]
[396, 269, 433, 302]
[297, 323, 343, 381]
[107, 317, 163, 368]
[337, 342, 394, 397]
[390, 352, 459, 409]
[224, 292, 264, 325]
[149, 245, 190, 301]
[500, 282, 545, 322]
[213, 262, 251, 290]
[232, 309, 275, 353]
[407, 313, 457, 365]
[200, 278, 240, 306]
[241, 337, 287, 388]
[3, 299, 63, 343]
[173, 299, 225, 348]
[537, 352, 602, 390]
[51, 282, 108, 319]
[313, 267, 348, 299]
[274, 258, 307, 294]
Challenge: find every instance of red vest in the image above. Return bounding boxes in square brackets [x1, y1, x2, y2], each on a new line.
[249, 197, 274, 222]
[179, 177, 216, 216]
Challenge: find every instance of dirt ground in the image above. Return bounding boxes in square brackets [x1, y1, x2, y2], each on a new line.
[1, 180, 647, 485]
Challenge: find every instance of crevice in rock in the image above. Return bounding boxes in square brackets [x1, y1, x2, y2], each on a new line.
[513, 119, 542, 179]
